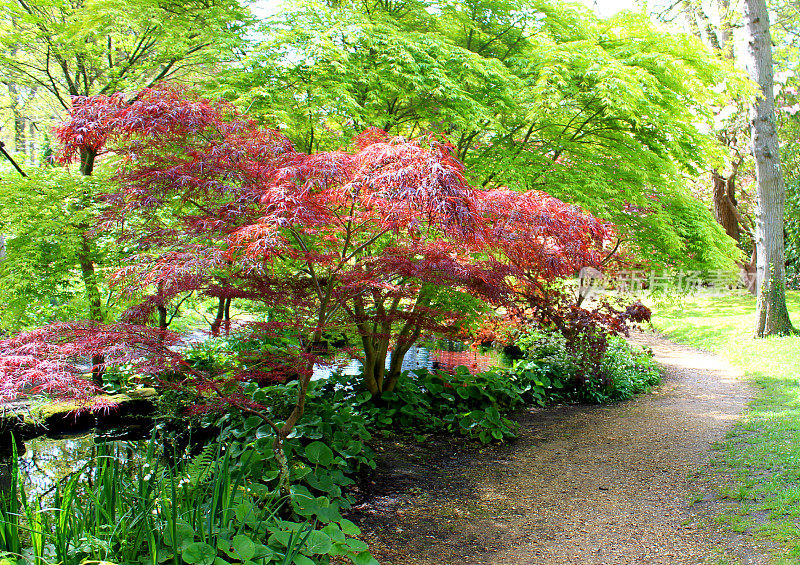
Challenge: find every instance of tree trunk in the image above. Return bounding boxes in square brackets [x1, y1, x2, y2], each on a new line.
[712, 170, 740, 242]
[28, 120, 36, 164]
[156, 281, 168, 333]
[363, 354, 384, 396]
[718, 0, 735, 60]
[359, 329, 387, 397]
[384, 342, 414, 393]
[223, 297, 231, 335]
[77, 146, 105, 383]
[80, 147, 97, 176]
[78, 236, 103, 323]
[211, 297, 225, 336]
[743, 0, 795, 336]
[157, 304, 168, 331]
[78, 234, 105, 385]
[742, 245, 758, 295]
[11, 98, 25, 155]
[360, 341, 412, 396]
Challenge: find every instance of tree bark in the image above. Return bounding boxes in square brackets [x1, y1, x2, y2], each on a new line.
[78, 234, 105, 385]
[743, 0, 795, 336]
[712, 170, 740, 242]
[80, 147, 97, 176]
[223, 297, 231, 335]
[157, 282, 168, 333]
[211, 296, 226, 336]
[28, 119, 36, 163]
[718, 0, 735, 60]
[77, 145, 105, 383]
[11, 91, 25, 155]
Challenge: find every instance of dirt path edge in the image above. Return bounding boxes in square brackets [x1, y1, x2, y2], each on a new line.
[351, 332, 771, 565]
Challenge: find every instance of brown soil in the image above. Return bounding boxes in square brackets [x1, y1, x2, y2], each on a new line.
[350, 332, 772, 565]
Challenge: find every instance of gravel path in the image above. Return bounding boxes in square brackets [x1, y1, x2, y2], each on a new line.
[353, 332, 771, 564]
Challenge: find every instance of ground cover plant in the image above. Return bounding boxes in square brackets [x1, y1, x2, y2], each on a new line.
[506, 330, 661, 404]
[653, 291, 800, 560]
[0, 434, 376, 565]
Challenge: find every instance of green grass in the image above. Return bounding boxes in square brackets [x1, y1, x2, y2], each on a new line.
[652, 291, 800, 557]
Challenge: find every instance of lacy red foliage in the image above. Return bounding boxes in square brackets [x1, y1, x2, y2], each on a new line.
[0, 319, 321, 420]
[0, 322, 183, 404]
[54, 94, 127, 163]
[7, 85, 615, 406]
[352, 127, 389, 150]
[477, 188, 607, 279]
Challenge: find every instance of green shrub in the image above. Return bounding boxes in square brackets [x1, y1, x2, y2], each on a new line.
[320, 366, 531, 444]
[597, 336, 661, 401]
[217, 380, 376, 519]
[507, 329, 576, 390]
[504, 331, 660, 404]
[563, 336, 660, 403]
[0, 435, 378, 565]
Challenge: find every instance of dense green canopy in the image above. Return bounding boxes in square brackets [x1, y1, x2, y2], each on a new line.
[0, 0, 251, 108]
[220, 0, 745, 272]
[0, 169, 121, 329]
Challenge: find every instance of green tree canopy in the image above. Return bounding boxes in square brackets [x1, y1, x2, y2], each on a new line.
[0, 0, 254, 335]
[0, 168, 123, 330]
[0, 0, 252, 109]
[223, 0, 746, 272]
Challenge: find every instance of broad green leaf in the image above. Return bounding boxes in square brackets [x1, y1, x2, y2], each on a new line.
[350, 550, 380, 565]
[232, 534, 256, 561]
[305, 441, 334, 466]
[304, 530, 333, 554]
[182, 542, 216, 565]
[164, 522, 195, 549]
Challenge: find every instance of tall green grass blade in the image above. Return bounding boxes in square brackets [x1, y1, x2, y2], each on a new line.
[0, 437, 21, 555]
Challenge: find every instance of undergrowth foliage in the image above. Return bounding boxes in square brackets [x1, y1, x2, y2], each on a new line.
[321, 367, 526, 444]
[506, 283, 653, 389]
[0, 434, 378, 565]
[508, 330, 660, 404]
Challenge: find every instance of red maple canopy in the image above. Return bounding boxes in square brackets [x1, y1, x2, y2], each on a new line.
[1, 86, 611, 407]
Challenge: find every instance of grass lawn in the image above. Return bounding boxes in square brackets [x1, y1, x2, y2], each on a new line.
[653, 291, 800, 560]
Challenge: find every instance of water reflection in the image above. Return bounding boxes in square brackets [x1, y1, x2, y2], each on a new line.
[0, 433, 147, 501]
[312, 344, 504, 380]
[21, 433, 99, 497]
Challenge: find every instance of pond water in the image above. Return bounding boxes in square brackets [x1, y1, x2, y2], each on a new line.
[0, 432, 148, 504]
[312, 343, 504, 379]
[1, 344, 505, 501]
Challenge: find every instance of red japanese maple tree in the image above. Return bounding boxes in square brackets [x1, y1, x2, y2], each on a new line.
[0, 86, 612, 486]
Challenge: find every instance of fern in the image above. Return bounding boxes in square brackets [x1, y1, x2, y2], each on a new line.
[180, 443, 217, 489]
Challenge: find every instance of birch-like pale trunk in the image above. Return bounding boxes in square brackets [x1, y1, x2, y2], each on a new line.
[743, 0, 795, 336]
